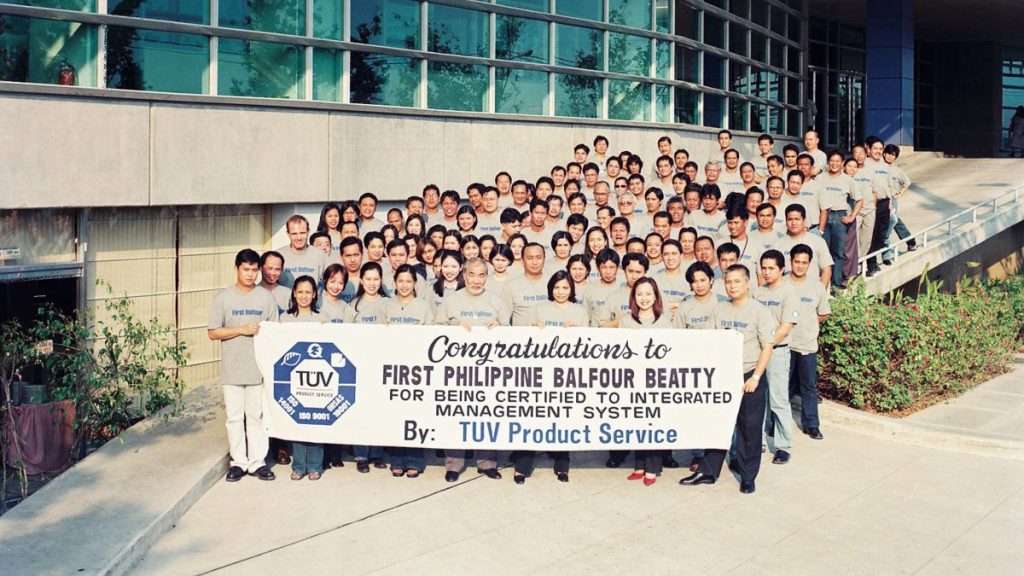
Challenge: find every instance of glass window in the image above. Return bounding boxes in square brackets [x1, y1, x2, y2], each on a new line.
[788, 77, 801, 105]
[556, 0, 601, 21]
[555, 23, 603, 70]
[729, 23, 746, 57]
[555, 73, 602, 118]
[105, 27, 208, 94]
[771, 5, 786, 36]
[497, 0, 549, 11]
[655, 84, 670, 123]
[313, 0, 343, 39]
[428, 4, 488, 58]
[609, 0, 651, 31]
[350, 0, 420, 49]
[730, 98, 748, 131]
[496, 68, 548, 115]
[608, 33, 649, 76]
[427, 61, 487, 112]
[109, 0, 206, 24]
[675, 88, 697, 125]
[787, 108, 801, 137]
[788, 46, 801, 73]
[218, 38, 303, 99]
[312, 49, 342, 102]
[704, 54, 724, 89]
[704, 13, 725, 49]
[350, 52, 420, 106]
[731, 0, 749, 18]
[751, 32, 767, 63]
[674, 3, 697, 39]
[789, 14, 802, 43]
[675, 44, 698, 83]
[220, 0, 305, 36]
[0, 16, 98, 87]
[703, 93, 724, 128]
[753, 104, 779, 133]
[0, 209, 78, 267]
[609, 80, 650, 121]
[655, 0, 670, 34]
[655, 40, 671, 80]
[751, 0, 769, 27]
[770, 40, 783, 68]
[730, 62, 748, 95]
[496, 15, 548, 64]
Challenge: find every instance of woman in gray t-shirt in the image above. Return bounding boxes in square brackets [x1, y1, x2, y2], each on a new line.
[514, 271, 585, 485]
[619, 278, 672, 486]
[279, 276, 326, 481]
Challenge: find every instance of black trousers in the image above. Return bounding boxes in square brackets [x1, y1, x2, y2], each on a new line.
[867, 198, 891, 270]
[634, 450, 664, 475]
[512, 450, 569, 475]
[699, 371, 767, 483]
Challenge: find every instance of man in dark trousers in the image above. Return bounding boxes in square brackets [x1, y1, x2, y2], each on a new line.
[680, 264, 776, 494]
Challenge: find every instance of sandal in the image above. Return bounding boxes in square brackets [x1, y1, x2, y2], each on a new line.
[391, 468, 405, 478]
[291, 471, 304, 481]
[308, 471, 321, 481]
[406, 470, 420, 479]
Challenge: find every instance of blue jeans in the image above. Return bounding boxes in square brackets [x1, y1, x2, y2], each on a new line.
[353, 445, 385, 462]
[292, 442, 324, 474]
[389, 447, 425, 472]
[763, 346, 794, 450]
[789, 351, 820, 429]
[883, 199, 915, 260]
[823, 211, 848, 288]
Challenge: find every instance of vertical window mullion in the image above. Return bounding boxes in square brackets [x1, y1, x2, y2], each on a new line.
[97, 0, 108, 88]
[419, 0, 429, 108]
[209, 0, 219, 95]
[304, 0, 313, 99]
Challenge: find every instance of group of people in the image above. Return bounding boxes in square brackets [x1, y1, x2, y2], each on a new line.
[209, 128, 914, 494]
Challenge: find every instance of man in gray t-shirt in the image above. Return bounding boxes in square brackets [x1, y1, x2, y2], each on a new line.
[502, 243, 549, 326]
[277, 215, 328, 288]
[681, 265, 774, 494]
[787, 243, 831, 441]
[208, 249, 279, 482]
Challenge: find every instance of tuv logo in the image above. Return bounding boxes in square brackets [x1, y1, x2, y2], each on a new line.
[273, 341, 357, 426]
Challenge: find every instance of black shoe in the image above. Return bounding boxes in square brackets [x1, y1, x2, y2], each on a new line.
[250, 465, 276, 481]
[883, 259, 893, 266]
[556, 472, 569, 483]
[226, 466, 246, 482]
[480, 468, 502, 480]
[772, 450, 791, 465]
[806, 427, 824, 440]
[866, 268, 879, 277]
[328, 458, 345, 468]
[740, 481, 756, 494]
[445, 471, 460, 482]
[371, 458, 388, 469]
[662, 456, 680, 469]
[605, 457, 623, 468]
[514, 474, 526, 485]
[679, 472, 716, 486]
[907, 243, 918, 252]
[357, 460, 370, 473]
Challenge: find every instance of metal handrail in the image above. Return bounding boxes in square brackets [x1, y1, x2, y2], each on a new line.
[858, 185, 1024, 277]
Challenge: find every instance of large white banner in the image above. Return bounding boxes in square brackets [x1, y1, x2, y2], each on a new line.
[254, 322, 744, 450]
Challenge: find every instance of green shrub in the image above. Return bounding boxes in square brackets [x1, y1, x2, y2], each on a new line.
[818, 276, 1023, 413]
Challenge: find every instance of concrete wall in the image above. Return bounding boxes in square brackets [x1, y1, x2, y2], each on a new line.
[934, 42, 1002, 158]
[0, 91, 795, 210]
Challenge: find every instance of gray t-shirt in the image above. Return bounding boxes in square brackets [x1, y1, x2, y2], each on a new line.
[775, 231, 834, 280]
[619, 312, 674, 329]
[596, 286, 632, 326]
[788, 277, 831, 354]
[259, 282, 291, 315]
[276, 246, 328, 289]
[653, 269, 690, 304]
[718, 170, 745, 196]
[351, 296, 388, 325]
[686, 210, 727, 237]
[819, 172, 857, 212]
[382, 298, 433, 326]
[530, 300, 590, 327]
[522, 225, 554, 248]
[438, 290, 510, 327]
[279, 310, 326, 324]
[502, 275, 550, 327]
[715, 297, 777, 373]
[863, 157, 892, 200]
[208, 285, 279, 386]
[358, 217, 385, 235]
[753, 281, 800, 347]
[748, 229, 784, 254]
[476, 213, 503, 236]
[673, 293, 723, 329]
[319, 296, 356, 324]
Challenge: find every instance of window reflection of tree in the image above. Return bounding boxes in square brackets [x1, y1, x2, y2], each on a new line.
[351, 9, 419, 105]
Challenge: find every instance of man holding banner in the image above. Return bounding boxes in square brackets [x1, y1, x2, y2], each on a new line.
[681, 264, 776, 494]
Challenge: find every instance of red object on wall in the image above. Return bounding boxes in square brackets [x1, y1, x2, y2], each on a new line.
[3, 400, 75, 475]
